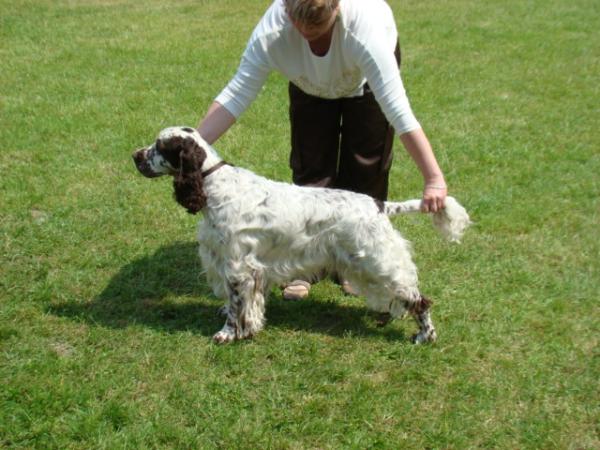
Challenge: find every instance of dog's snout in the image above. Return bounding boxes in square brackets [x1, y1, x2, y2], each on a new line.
[132, 148, 160, 178]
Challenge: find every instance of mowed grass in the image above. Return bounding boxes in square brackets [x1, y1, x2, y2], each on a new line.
[1, 0, 598, 448]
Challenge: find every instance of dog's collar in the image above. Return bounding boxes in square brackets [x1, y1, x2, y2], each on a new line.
[201, 161, 231, 178]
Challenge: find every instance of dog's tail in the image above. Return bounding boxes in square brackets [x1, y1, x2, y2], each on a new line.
[383, 196, 471, 243]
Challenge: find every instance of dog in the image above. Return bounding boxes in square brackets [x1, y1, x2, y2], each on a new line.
[132, 126, 470, 344]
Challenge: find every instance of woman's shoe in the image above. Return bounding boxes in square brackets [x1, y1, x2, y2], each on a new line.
[282, 280, 311, 300]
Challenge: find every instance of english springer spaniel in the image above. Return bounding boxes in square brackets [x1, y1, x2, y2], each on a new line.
[132, 127, 470, 344]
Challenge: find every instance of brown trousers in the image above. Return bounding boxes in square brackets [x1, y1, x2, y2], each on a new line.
[288, 44, 401, 201]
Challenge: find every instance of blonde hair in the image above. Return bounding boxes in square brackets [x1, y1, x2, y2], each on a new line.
[284, 0, 340, 25]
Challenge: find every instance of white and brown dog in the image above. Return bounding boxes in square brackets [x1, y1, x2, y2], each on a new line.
[132, 127, 470, 344]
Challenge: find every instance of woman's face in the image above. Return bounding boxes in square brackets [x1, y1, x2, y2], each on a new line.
[290, 6, 339, 42]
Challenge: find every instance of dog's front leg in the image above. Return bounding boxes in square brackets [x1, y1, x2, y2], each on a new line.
[409, 295, 437, 344]
[212, 288, 242, 344]
[213, 272, 265, 344]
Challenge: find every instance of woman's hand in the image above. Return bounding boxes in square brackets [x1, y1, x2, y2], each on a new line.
[422, 182, 447, 213]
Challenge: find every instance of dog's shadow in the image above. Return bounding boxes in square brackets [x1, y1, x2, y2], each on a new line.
[50, 242, 407, 341]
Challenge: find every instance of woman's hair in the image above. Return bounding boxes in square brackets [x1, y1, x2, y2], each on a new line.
[284, 0, 340, 25]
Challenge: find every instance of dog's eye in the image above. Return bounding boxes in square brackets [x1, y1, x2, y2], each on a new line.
[182, 127, 195, 134]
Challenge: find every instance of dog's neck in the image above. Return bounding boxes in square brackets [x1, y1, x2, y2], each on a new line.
[201, 160, 230, 177]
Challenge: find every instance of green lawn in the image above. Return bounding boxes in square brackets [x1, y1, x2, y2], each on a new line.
[1, 0, 598, 448]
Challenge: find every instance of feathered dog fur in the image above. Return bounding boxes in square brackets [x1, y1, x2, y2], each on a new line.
[132, 127, 471, 344]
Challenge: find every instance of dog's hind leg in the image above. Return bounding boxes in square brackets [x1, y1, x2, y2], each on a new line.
[213, 270, 266, 344]
[407, 295, 437, 344]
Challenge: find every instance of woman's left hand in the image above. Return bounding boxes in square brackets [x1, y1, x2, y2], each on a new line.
[422, 183, 447, 213]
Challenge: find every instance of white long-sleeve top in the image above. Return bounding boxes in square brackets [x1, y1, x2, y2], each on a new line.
[215, 0, 421, 135]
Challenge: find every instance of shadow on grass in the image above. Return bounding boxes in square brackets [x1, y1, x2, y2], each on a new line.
[49, 242, 408, 342]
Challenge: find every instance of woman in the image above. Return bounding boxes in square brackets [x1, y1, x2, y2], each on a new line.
[198, 0, 448, 299]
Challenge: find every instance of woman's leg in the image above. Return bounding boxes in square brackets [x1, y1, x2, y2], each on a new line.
[284, 84, 343, 299]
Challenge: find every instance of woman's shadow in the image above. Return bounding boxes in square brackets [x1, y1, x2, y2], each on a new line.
[50, 242, 407, 341]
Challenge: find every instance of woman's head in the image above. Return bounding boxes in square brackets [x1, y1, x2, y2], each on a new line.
[285, 0, 340, 41]
[284, 0, 339, 27]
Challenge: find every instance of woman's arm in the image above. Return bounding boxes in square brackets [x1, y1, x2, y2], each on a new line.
[197, 102, 237, 145]
[400, 128, 447, 213]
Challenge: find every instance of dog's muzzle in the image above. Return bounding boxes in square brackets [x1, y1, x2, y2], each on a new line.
[132, 149, 161, 178]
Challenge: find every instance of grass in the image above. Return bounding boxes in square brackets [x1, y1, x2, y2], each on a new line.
[1, 0, 598, 448]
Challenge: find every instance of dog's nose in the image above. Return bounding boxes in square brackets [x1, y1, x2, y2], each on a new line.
[132, 149, 145, 164]
[132, 148, 161, 178]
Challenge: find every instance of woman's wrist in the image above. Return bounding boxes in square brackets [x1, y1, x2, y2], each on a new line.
[425, 184, 447, 190]
[424, 175, 447, 190]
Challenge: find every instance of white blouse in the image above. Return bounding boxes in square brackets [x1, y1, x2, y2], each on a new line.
[215, 0, 421, 135]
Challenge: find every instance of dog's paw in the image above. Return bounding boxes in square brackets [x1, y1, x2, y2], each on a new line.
[213, 327, 236, 344]
[412, 329, 437, 345]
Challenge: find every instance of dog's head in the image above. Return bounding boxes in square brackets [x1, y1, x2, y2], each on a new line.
[132, 127, 214, 214]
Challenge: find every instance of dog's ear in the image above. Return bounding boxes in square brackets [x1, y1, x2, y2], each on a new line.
[173, 138, 207, 214]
